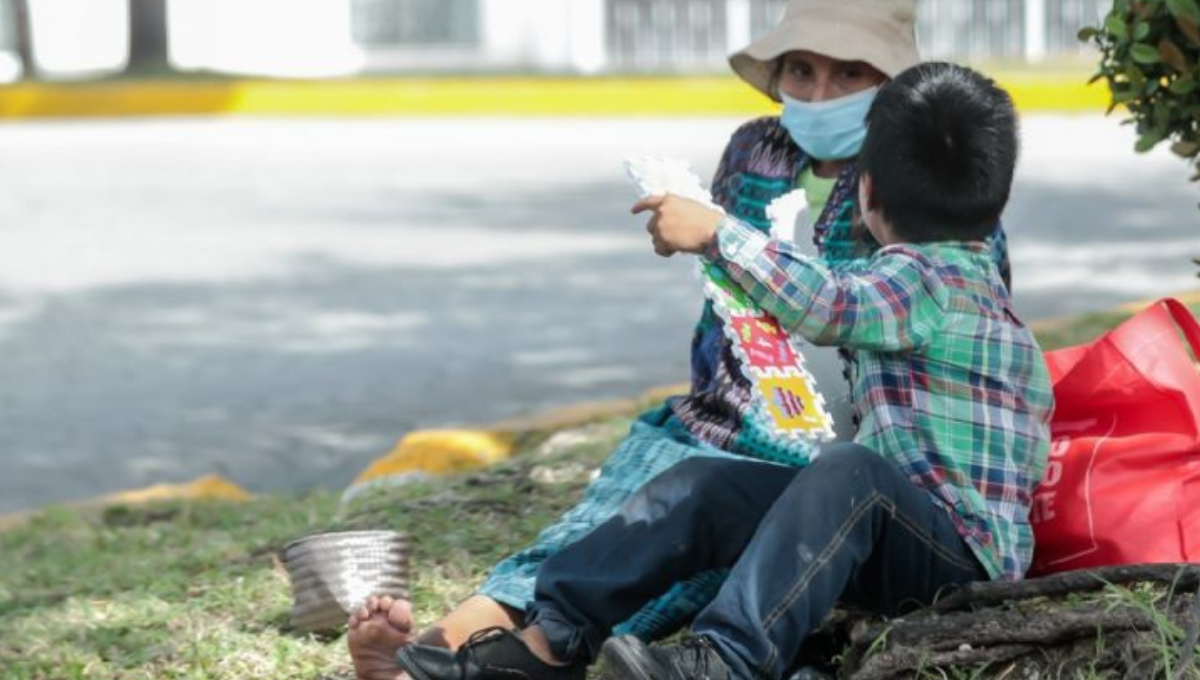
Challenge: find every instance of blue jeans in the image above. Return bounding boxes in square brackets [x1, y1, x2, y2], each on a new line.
[527, 444, 987, 680]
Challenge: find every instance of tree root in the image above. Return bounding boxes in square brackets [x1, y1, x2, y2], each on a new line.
[838, 564, 1200, 680]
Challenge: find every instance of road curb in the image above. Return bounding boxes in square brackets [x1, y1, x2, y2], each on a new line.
[341, 381, 690, 503]
[0, 474, 251, 531]
[1030, 290, 1200, 335]
[0, 73, 1109, 119]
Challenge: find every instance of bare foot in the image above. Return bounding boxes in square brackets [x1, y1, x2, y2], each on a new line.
[347, 595, 417, 680]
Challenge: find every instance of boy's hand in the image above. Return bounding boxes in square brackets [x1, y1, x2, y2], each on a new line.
[632, 194, 723, 257]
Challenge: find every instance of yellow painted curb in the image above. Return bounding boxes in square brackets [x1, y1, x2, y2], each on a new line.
[1115, 289, 1200, 313]
[342, 383, 692, 502]
[102, 474, 252, 504]
[342, 429, 517, 503]
[1029, 289, 1200, 336]
[484, 398, 641, 434]
[352, 429, 517, 484]
[639, 381, 691, 405]
[0, 512, 34, 531]
[0, 73, 1110, 119]
[989, 69, 1116, 113]
[482, 382, 689, 434]
[0, 474, 251, 532]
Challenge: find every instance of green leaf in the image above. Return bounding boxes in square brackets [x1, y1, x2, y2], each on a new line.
[1106, 14, 1130, 39]
[1127, 64, 1148, 88]
[1154, 107, 1171, 132]
[1136, 131, 1165, 152]
[1112, 86, 1139, 102]
[1134, 21, 1152, 40]
[1078, 26, 1101, 42]
[1172, 140, 1200, 157]
[1170, 76, 1198, 93]
[1166, 0, 1200, 23]
[1131, 42, 1162, 62]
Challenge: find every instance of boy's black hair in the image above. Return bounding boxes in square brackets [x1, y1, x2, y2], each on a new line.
[859, 62, 1018, 243]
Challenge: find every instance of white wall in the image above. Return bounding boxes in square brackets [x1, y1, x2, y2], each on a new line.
[480, 0, 605, 73]
[169, 0, 364, 78]
[3, 0, 1072, 80]
[29, 0, 127, 77]
[566, 0, 605, 73]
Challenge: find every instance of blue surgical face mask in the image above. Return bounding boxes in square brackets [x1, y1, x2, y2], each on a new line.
[779, 86, 880, 160]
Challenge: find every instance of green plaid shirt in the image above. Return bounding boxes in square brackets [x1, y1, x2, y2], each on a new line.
[707, 218, 1054, 580]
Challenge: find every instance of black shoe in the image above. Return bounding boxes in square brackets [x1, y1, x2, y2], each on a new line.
[397, 627, 586, 680]
[601, 635, 731, 680]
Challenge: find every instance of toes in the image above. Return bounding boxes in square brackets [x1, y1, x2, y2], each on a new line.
[386, 599, 415, 634]
[379, 594, 394, 611]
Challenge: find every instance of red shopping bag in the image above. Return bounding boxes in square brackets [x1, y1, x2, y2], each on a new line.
[1029, 298, 1200, 576]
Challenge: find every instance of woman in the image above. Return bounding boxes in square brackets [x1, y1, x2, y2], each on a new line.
[348, 2, 1011, 677]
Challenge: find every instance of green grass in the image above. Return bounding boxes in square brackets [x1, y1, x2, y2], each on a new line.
[3, 299, 1199, 679]
[0, 420, 629, 680]
[1032, 300, 1200, 352]
[0, 493, 344, 679]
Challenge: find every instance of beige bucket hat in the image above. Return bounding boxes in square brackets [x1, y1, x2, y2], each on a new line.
[730, 0, 920, 101]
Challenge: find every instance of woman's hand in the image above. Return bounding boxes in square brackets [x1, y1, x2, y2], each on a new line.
[631, 194, 724, 257]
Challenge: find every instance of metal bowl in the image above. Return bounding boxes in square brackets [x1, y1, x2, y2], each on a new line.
[282, 530, 409, 633]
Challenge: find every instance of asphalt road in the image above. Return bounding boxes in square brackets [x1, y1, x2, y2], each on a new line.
[0, 115, 1195, 513]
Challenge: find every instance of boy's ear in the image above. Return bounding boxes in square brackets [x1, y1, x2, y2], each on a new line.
[858, 172, 875, 212]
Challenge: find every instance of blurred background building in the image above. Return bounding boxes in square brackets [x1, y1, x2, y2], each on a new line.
[0, 0, 1109, 82]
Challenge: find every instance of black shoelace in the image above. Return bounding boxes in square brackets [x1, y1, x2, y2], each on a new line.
[459, 626, 510, 666]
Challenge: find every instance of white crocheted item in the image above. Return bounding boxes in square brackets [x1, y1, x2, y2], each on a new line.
[765, 188, 809, 244]
[623, 156, 723, 212]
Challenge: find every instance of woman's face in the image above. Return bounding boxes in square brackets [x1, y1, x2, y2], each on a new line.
[777, 50, 888, 102]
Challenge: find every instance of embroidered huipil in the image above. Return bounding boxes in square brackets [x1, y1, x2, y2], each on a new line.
[706, 219, 1054, 581]
[668, 117, 1014, 472]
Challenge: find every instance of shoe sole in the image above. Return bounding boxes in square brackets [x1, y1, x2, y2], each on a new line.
[600, 637, 659, 680]
[396, 646, 437, 680]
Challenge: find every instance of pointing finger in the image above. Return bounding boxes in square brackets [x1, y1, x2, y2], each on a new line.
[631, 195, 666, 215]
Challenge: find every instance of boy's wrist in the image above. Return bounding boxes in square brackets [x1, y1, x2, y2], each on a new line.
[704, 215, 744, 260]
[702, 220, 726, 260]
[709, 216, 770, 265]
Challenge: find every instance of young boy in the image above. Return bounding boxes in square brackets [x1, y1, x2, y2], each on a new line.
[389, 62, 1053, 680]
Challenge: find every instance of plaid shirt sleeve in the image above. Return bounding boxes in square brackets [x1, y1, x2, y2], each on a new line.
[705, 216, 947, 352]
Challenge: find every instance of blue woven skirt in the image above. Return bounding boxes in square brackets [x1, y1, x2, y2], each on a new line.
[478, 405, 736, 640]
